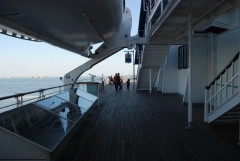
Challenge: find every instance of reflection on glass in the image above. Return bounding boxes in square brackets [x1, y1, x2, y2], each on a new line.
[57, 88, 98, 104]
[35, 96, 82, 123]
[77, 90, 98, 102]
[78, 97, 93, 114]
[56, 88, 97, 114]
[0, 88, 98, 151]
[0, 104, 73, 150]
[69, 88, 79, 105]
[56, 89, 78, 105]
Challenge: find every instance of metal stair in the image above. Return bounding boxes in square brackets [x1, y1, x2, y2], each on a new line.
[137, 45, 169, 91]
[204, 53, 240, 123]
[217, 106, 240, 121]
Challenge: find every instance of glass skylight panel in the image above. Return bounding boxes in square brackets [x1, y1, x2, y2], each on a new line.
[0, 104, 73, 150]
[35, 96, 82, 122]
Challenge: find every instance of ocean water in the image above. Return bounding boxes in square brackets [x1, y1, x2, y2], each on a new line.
[0, 77, 63, 97]
[0, 77, 97, 110]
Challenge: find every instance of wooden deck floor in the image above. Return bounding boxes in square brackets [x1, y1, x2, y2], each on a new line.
[58, 85, 240, 161]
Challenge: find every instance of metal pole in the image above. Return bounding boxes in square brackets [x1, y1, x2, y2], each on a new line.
[15, 96, 19, 107]
[185, 11, 194, 129]
[133, 50, 135, 90]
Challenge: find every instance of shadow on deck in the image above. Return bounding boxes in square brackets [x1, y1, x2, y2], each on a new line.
[58, 85, 240, 161]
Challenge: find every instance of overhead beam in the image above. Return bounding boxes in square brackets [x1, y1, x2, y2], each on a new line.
[63, 8, 133, 87]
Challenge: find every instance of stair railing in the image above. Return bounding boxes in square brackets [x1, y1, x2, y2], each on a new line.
[204, 52, 240, 122]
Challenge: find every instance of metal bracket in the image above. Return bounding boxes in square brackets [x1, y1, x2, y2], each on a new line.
[64, 8, 148, 86]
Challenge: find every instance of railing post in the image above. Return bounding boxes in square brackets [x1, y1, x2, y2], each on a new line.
[15, 96, 19, 107]
[209, 87, 212, 113]
[204, 88, 208, 123]
[15, 95, 23, 107]
[39, 90, 45, 100]
[214, 80, 217, 110]
[39, 91, 42, 100]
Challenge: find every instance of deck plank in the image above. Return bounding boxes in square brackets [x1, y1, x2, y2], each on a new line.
[58, 85, 240, 161]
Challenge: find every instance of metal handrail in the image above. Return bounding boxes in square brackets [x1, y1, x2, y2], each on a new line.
[0, 81, 101, 101]
[204, 52, 240, 122]
[0, 81, 100, 111]
[205, 52, 239, 89]
[206, 74, 238, 105]
[0, 83, 72, 101]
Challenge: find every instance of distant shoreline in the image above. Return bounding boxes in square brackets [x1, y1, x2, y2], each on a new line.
[0, 76, 59, 79]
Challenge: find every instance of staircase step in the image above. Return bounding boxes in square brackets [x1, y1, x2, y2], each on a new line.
[137, 45, 169, 90]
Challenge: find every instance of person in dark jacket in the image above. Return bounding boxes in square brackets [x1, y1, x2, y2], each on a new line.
[126, 79, 130, 90]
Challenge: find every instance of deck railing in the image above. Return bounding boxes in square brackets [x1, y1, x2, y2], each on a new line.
[143, 0, 170, 34]
[204, 52, 240, 122]
[0, 81, 102, 113]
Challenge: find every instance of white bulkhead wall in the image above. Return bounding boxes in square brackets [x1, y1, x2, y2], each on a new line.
[159, 5, 240, 104]
[216, 5, 240, 75]
[180, 35, 208, 104]
[161, 45, 179, 93]
[190, 35, 209, 103]
[159, 36, 208, 103]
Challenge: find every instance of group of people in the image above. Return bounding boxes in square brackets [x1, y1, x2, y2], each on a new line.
[113, 73, 130, 91]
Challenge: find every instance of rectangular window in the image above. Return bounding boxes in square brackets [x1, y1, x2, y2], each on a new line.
[178, 46, 183, 69]
[183, 45, 188, 68]
[178, 45, 188, 69]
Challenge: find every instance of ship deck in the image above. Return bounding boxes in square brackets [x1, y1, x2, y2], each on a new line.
[58, 85, 240, 161]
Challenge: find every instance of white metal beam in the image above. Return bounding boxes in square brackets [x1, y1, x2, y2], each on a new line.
[63, 8, 134, 87]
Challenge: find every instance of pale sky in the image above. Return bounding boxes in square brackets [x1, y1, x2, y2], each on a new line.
[0, 0, 141, 78]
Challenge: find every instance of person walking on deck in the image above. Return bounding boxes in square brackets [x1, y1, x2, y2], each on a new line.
[114, 73, 119, 91]
[118, 73, 123, 90]
[125, 79, 130, 90]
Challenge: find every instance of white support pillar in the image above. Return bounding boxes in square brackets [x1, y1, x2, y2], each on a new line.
[149, 68, 152, 94]
[185, 12, 194, 129]
[133, 50, 135, 90]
